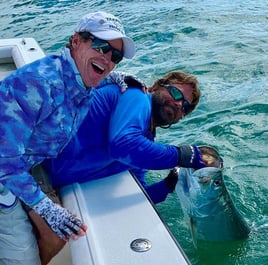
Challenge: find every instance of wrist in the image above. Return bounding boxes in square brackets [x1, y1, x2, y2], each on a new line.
[177, 145, 195, 167]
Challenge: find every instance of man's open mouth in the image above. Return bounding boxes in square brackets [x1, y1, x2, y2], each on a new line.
[92, 62, 105, 74]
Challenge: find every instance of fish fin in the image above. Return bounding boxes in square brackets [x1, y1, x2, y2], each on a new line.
[189, 217, 198, 248]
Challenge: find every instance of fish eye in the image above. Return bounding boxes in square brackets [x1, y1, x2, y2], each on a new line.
[214, 179, 222, 186]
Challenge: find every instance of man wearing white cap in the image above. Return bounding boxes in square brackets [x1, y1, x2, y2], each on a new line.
[75, 11, 135, 60]
[0, 11, 135, 265]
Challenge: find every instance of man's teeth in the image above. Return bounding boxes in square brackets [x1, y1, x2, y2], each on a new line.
[92, 62, 105, 73]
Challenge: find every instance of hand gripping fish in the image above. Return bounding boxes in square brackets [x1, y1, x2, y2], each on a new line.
[175, 146, 250, 246]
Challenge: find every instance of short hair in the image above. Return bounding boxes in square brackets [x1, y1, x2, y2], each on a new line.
[66, 32, 92, 49]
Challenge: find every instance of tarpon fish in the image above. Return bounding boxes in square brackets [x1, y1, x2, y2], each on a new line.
[175, 146, 250, 246]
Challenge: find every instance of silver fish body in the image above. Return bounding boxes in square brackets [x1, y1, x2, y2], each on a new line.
[175, 165, 250, 244]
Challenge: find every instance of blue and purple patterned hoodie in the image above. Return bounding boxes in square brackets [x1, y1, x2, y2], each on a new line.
[0, 48, 93, 206]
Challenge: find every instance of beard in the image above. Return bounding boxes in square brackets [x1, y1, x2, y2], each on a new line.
[151, 94, 173, 127]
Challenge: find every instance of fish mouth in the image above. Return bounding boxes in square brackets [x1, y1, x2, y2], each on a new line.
[198, 146, 223, 168]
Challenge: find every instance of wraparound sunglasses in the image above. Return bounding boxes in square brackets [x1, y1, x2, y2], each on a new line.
[89, 35, 123, 64]
[163, 84, 192, 114]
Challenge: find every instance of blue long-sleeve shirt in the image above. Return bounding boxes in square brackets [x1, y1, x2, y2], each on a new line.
[43, 84, 179, 203]
[0, 48, 93, 206]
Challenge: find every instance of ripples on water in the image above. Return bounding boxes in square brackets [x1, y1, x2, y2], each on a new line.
[1, 1, 267, 264]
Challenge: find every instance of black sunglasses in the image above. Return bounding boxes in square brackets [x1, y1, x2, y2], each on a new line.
[89, 35, 123, 64]
[163, 84, 192, 114]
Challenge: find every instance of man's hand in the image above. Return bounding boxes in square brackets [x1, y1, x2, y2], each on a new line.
[177, 145, 207, 169]
[28, 210, 66, 265]
[164, 168, 178, 192]
[32, 197, 87, 240]
[104, 71, 147, 93]
[124, 75, 147, 93]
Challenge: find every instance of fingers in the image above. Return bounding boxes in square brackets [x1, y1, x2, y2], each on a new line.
[170, 168, 178, 174]
[58, 222, 87, 241]
[193, 146, 208, 169]
[62, 216, 87, 240]
[69, 225, 87, 240]
[142, 86, 148, 94]
[120, 85, 127, 93]
[32, 197, 87, 241]
[66, 217, 86, 234]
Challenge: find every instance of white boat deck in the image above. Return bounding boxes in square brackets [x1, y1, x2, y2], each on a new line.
[59, 171, 190, 265]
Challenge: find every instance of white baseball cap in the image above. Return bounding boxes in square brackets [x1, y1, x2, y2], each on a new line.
[75, 11, 135, 59]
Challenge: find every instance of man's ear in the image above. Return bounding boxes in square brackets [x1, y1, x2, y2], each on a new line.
[71, 33, 83, 49]
[150, 85, 158, 92]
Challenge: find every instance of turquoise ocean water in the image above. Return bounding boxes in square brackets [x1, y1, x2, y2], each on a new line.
[1, 1, 267, 264]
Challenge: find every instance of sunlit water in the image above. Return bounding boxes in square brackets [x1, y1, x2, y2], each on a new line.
[1, 1, 267, 264]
